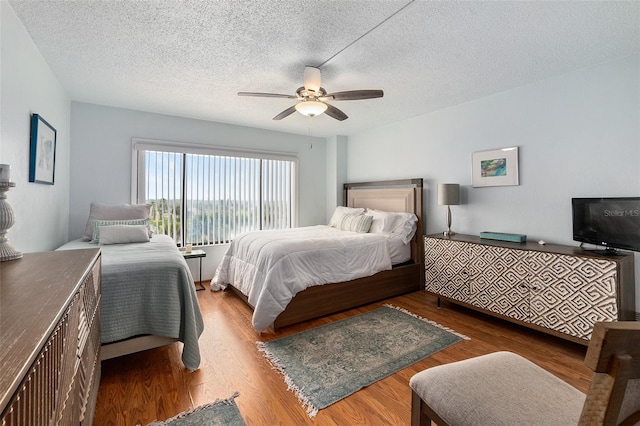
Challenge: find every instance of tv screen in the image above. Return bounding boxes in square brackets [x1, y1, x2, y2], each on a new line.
[572, 197, 640, 252]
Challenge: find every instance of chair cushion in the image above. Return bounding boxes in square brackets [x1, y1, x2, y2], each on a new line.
[410, 351, 586, 426]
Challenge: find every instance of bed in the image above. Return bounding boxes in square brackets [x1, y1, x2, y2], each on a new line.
[57, 234, 204, 371]
[212, 178, 424, 331]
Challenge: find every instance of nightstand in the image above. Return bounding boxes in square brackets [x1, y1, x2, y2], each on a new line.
[181, 249, 206, 290]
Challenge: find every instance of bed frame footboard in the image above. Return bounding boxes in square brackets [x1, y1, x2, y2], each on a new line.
[272, 262, 421, 329]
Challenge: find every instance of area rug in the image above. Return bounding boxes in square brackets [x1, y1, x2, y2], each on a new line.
[257, 304, 469, 417]
[148, 392, 245, 425]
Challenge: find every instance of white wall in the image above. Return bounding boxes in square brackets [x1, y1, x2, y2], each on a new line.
[69, 102, 326, 279]
[347, 54, 640, 312]
[325, 135, 348, 220]
[0, 1, 71, 252]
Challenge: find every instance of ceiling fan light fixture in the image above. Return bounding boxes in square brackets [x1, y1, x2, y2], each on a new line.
[239, 66, 382, 121]
[295, 100, 328, 117]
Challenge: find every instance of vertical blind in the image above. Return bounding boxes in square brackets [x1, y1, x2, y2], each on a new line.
[135, 143, 295, 246]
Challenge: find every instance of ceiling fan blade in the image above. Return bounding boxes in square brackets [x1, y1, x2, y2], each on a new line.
[238, 92, 296, 99]
[325, 90, 384, 101]
[324, 104, 348, 121]
[303, 66, 321, 92]
[272, 105, 297, 120]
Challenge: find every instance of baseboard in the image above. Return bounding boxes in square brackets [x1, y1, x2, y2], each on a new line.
[636, 311, 640, 321]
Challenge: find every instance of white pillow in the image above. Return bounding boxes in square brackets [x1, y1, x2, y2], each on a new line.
[394, 214, 418, 244]
[366, 209, 418, 244]
[336, 214, 373, 233]
[92, 218, 150, 243]
[82, 202, 151, 241]
[328, 206, 365, 227]
[98, 225, 150, 245]
[367, 209, 396, 234]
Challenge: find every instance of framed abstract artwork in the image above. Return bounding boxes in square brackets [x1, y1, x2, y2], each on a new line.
[29, 114, 57, 185]
[472, 146, 519, 188]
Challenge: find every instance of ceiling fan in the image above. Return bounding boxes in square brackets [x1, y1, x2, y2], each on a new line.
[238, 66, 383, 121]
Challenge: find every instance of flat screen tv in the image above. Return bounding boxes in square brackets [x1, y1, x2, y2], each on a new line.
[572, 197, 640, 253]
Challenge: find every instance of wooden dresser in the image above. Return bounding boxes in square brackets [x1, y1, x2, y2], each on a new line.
[1, 249, 101, 425]
[425, 234, 636, 343]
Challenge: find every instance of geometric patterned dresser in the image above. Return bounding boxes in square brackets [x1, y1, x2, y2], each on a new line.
[425, 234, 636, 343]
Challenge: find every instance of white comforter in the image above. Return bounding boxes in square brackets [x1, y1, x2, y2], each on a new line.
[211, 225, 392, 331]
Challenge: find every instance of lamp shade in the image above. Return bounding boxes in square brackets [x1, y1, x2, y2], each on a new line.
[295, 100, 328, 117]
[438, 183, 460, 206]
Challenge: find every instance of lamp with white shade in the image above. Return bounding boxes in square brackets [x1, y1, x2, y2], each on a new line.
[438, 183, 460, 236]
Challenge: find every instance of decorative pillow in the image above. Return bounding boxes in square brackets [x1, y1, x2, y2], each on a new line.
[92, 218, 150, 243]
[98, 225, 150, 245]
[82, 202, 151, 241]
[336, 213, 373, 233]
[328, 206, 365, 228]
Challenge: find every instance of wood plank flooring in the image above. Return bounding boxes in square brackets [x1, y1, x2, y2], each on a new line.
[93, 282, 592, 425]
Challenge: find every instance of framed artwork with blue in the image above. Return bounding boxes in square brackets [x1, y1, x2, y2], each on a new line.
[472, 146, 519, 188]
[29, 114, 57, 185]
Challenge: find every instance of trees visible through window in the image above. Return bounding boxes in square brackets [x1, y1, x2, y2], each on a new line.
[133, 141, 296, 246]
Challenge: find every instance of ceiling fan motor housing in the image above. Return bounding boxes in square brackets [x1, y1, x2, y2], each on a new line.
[303, 66, 322, 92]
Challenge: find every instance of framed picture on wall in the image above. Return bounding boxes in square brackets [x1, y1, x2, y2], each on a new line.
[29, 114, 57, 185]
[472, 146, 519, 187]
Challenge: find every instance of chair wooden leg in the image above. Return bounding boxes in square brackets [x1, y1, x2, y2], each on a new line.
[411, 389, 431, 426]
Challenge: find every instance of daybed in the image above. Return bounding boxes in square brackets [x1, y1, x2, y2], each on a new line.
[212, 178, 424, 331]
[58, 203, 204, 370]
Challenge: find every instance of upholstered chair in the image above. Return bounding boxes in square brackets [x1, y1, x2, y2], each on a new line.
[409, 321, 640, 426]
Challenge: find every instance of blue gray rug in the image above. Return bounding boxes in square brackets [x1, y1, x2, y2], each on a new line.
[258, 304, 468, 417]
[148, 392, 245, 425]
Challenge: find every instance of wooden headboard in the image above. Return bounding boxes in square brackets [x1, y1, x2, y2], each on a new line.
[343, 178, 423, 265]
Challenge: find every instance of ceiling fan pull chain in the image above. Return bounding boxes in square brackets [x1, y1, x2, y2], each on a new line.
[308, 116, 313, 149]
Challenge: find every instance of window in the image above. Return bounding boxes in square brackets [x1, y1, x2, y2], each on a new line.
[132, 139, 297, 246]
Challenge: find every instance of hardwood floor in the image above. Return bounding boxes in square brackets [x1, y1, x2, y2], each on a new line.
[93, 282, 592, 425]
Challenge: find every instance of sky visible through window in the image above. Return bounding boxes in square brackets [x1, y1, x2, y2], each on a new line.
[141, 150, 292, 245]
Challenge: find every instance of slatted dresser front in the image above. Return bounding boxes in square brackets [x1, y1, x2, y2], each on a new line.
[0, 248, 101, 425]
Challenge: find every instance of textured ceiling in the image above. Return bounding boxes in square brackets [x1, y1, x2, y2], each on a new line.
[8, 0, 640, 138]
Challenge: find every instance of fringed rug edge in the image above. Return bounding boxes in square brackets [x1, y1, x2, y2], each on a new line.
[257, 341, 319, 417]
[383, 304, 471, 340]
[146, 391, 240, 425]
